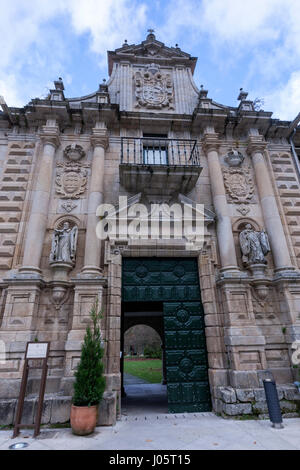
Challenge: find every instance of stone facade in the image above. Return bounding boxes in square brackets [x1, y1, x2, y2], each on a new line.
[0, 31, 300, 424]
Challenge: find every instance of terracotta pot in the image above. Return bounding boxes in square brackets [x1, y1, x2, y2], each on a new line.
[70, 404, 98, 436]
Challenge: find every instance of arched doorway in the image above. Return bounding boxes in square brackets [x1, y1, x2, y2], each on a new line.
[121, 303, 168, 415]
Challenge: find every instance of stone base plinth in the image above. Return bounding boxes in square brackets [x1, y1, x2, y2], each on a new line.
[213, 384, 300, 419]
[0, 392, 118, 427]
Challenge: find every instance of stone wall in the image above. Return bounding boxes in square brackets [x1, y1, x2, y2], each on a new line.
[214, 385, 300, 419]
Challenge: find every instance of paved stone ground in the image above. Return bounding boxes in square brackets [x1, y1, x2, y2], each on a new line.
[1, 383, 300, 450]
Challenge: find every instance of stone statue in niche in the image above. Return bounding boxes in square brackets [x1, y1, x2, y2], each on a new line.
[239, 224, 270, 265]
[50, 222, 78, 265]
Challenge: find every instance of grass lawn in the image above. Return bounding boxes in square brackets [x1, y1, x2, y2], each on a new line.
[124, 358, 162, 384]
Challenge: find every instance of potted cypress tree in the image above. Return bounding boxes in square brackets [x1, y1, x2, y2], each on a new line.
[70, 299, 106, 435]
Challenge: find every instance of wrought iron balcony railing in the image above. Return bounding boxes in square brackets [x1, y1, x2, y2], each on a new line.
[120, 137, 200, 166]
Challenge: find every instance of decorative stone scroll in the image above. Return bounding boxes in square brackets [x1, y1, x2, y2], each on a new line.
[134, 63, 174, 110]
[55, 161, 89, 199]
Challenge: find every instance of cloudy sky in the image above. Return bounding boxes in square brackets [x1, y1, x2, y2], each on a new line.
[1, 0, 299, 120]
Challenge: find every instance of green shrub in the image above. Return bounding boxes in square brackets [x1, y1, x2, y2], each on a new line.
[144, 345, 162, 359]
[72, 300, 106, 406]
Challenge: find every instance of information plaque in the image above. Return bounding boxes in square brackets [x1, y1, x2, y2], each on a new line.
[13, 342, 50, 438]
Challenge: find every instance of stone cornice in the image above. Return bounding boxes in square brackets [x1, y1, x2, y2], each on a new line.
[247, 135, 267, 155]
[202, 133, 220, 154]
[39, 125, 60, 148]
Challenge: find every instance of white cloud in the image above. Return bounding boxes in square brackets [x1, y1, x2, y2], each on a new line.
[264, 71, 300, 120]
[67, 0, 147, 57]
[0, 0, 147, 106]
[0, 0, 299, 120]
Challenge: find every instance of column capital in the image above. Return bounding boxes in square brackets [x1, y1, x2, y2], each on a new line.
[39, 125, 60, 148]
[202, 132, 220, 154]
[247, 135, 267, 155]
[91, 127, 109, 149]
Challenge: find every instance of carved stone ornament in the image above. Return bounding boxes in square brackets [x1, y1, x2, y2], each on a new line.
[224, 148, 244, 167]
[223, 166, 254, 207]
[134, 64, 174, 109]
[64, 144, 85, 161]
[61, 199, 77, 213]
[55, 161, 89, 199]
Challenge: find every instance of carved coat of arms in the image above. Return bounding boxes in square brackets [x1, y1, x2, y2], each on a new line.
[223, 167, 254, 215]
[55, 162, 89, 199]
[134, 64, 174, 109]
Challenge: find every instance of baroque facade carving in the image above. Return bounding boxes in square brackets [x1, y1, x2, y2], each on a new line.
[223, 165, 254, 215]
[134, 64, 174, 109]
[55, 161, 89, 199]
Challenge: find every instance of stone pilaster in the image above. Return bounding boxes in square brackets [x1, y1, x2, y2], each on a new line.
[202, 131, 238, 273]
[19, 122, 60, 277]
[247, 133, 294, 273]
[81, 122, 108, 277]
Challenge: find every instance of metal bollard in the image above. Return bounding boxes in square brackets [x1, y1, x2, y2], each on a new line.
[263, 379, 283, 429]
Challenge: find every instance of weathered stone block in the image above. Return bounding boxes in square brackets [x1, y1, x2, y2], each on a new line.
[283, 386, 300, 401]
[280, 400, 298, 412]
[253, 401, 268, 413]
[0, 399, 16, 426]
[216, 386, 236, 403]
[223, 403, 252, 416]
[21, 397, 36, 425]
[97, 391, 117, 426]
[236, 389, 255, 402]
[50, 396, 71, 424]
[254, 389, 266, 402]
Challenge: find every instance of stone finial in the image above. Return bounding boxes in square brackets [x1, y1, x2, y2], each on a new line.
[237, 88, 248, 101]
[199, 85, 208, 99]
[54, 77, 64, 91]
[146, 28, 156, 40]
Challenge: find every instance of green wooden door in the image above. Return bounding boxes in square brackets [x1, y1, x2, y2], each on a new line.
[122, 258, 211, 413]
[163, 301, 211, 413]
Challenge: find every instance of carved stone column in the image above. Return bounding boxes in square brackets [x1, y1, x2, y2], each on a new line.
[203, 131, 238, 272]
[247, 133, 293, 272]
[19, 121, 60, 277]
[81, 123, 108, 277]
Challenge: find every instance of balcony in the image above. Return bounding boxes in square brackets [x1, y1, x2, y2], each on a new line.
[119, 137, 202, 196]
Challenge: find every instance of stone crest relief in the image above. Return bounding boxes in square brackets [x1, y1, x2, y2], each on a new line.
[134, 64, 174, 110]
[55, 161, 89, 199]
[223, 166, 254, 215]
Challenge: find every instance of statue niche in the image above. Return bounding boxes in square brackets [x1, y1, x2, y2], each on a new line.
[239, 223, 270, 266]
[239, 223, 271, 299]
[50, 221, 78, 267]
